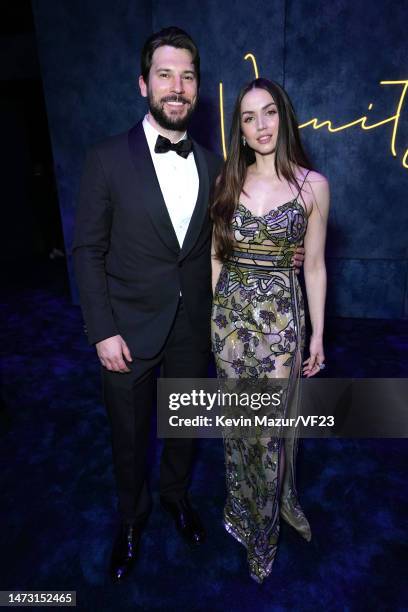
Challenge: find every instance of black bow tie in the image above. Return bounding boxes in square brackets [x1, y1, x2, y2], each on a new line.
[154, 134, 193, 159]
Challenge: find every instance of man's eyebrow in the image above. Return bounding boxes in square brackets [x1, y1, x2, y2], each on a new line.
[155, 67, 195, 74]
[241, 102, 277, 115]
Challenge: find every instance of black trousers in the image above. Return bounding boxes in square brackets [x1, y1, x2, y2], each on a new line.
[102, 299, 210, 522]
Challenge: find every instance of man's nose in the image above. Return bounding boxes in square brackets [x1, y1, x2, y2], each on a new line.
[171, 76, 184, 92]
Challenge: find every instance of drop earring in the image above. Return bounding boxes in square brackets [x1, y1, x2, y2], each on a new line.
[242, 135, 246, 146]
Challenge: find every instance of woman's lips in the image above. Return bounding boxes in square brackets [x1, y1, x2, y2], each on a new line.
[257, 135, 272, 144]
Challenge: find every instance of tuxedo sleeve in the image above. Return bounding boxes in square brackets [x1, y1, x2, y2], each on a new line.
[72, 147, 119, 345]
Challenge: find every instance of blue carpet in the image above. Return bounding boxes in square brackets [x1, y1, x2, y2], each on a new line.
[1, 258, 407, 611]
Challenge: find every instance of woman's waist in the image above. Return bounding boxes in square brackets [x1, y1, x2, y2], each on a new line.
[226, 244, 299, 269]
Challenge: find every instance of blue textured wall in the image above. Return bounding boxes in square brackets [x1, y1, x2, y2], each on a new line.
[31, 0, 152, 298]
[284, 0, 408, 318]
[32, 0, 408, 317]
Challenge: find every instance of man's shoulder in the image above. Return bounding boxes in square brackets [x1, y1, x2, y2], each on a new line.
[194, 142, 223, 174]
[86, 121, 144, 159]
[87, 128, 131, 158]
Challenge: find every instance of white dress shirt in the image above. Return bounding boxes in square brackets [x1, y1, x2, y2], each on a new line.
[142, 115, 199, 248]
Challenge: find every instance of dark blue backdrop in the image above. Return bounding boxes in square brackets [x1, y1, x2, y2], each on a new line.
[32, 0, 408, 318]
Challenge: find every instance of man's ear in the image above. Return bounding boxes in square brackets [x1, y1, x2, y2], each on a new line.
[139, 75, 148, 98]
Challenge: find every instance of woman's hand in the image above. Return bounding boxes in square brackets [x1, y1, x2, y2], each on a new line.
[302, 335, 325, 377]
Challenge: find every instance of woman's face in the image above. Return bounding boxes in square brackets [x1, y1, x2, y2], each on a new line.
[240, 88, 279, 155]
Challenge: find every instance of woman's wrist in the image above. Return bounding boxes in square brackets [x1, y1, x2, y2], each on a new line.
[311, 330, 323, 340]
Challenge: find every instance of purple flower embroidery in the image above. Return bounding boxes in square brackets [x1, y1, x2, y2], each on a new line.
[212, 335, 225, 354]
[232, 358, 246, 375]
[260, 357, 276, 372]
[214, 313, 228, 329]
[239, 287, 256, 301]
[237, 328, 252, 343]
[276, 297, 291, 314]
[259, 310, 276, 325]
[216, 268, 228, 293]
[284, 328, 296, 342]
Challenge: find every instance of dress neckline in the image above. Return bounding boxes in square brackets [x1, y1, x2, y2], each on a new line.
[237, 197, 306, 220]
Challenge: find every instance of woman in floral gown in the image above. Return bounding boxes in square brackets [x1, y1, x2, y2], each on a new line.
[210, 78, 330, 583]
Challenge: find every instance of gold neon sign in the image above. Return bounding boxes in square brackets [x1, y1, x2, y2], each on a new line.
[218, 54, 408, 169]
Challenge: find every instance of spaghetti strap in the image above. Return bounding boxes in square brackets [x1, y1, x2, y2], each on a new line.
[296, 170, 310, 197]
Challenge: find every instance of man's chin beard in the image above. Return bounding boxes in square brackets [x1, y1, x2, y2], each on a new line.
[149, 100, 195, 132]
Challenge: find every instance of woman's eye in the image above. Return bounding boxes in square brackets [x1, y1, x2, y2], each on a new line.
[244, 116, 254, 123]
[159, 73, 169, 78]
[267, 109, 276, 115]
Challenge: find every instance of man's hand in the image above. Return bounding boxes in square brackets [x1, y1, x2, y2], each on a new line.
[96, 335, 132, 373]
[292, 246, 305, 275]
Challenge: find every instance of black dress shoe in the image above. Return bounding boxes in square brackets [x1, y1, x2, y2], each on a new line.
[109, 520, 145, 583]
[160, 496, 206, 546]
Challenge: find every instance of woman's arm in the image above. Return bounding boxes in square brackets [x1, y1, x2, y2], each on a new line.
[302, 174, 330, 377]
[211, 231, 223, 295]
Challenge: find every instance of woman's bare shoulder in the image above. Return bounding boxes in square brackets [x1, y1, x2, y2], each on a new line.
[299, 169, 330, 203]
[299, 167, 329, 185]
[295, 168, 330, 216]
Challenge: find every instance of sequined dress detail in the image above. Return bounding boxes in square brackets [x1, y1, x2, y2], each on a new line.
[211, 175, 311, 583]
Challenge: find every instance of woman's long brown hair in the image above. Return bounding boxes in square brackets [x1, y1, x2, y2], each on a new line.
[210, 78, 313, 261]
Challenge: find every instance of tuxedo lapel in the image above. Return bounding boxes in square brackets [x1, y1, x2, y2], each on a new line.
[179, 140, 210, 261]
[128, 122, 180, 254]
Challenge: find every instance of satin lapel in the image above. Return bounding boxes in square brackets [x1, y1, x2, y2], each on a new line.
[179, 141, 210, 261]
[128, 122, 180, 254]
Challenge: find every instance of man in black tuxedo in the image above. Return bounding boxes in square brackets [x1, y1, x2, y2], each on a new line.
[73, 27, 221, 582]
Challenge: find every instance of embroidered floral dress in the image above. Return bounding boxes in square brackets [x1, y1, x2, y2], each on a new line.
[211, 178, 312, 583]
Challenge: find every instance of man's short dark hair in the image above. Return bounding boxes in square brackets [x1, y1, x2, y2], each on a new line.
[141, 26, 200, 87]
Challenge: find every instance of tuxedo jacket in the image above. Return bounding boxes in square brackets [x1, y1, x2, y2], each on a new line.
[72, 120, 222, 358]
